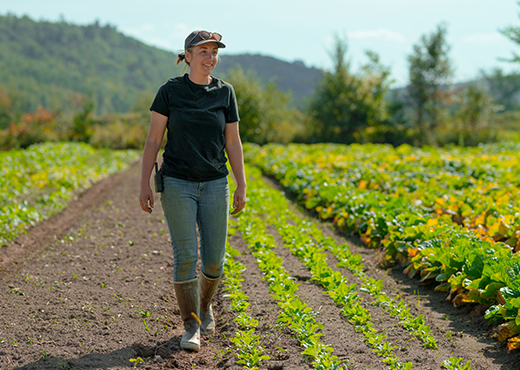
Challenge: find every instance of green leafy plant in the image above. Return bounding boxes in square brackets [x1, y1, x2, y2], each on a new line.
[220, 241, 268, 368]
[230, 329, 271, 369]
[232, 180, 347, 368]
[0, 142, 138, 247]
[441, 357, 472, 370]
[41, 349, 55, 359]
[129, 357, 145, 368]
[8, 287, 25, 296]
[243, 141, 520, 344]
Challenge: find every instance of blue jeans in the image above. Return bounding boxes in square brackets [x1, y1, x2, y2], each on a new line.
[161, 175, 229, 282]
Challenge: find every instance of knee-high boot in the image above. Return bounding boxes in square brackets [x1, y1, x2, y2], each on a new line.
[173, 278, 200, 351]
[199, 273, 221, 335]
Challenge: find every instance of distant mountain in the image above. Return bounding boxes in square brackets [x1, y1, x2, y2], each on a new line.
[215, 54, 323, 104]
[0, 14, 323, 114]
[0, 15, 180, 114]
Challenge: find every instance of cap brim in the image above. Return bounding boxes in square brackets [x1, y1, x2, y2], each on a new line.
[191, 39, 226, 49]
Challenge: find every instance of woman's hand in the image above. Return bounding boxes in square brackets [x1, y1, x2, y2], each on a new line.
[139, 184, 154, 214]
[225, 122, 247, 216]
[139, 111, 167, 215]
[231, 185, 246, 215]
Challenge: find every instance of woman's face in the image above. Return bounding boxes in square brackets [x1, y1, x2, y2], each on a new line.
[186, 42, 219, 77]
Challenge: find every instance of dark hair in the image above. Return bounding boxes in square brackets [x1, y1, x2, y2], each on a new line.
[176, 51, 190, 66]
[176, 48, 192, 74]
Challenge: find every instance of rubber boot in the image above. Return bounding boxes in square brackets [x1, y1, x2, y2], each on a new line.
[173, 278, 200, 352]
[199, 273, 221, 335]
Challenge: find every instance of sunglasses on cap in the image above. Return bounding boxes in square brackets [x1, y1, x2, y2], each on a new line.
[199, 31, 222, 42]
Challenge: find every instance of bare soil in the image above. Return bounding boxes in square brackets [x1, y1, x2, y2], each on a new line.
[0, 160, 518, 370]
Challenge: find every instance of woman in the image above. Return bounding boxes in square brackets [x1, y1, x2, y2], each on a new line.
[139, 30, 246, 352]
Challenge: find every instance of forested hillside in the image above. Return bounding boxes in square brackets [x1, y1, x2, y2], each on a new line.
[0, 14, 322, 114]
[216, 54, 323, 103]
[0, 15, 182, 114]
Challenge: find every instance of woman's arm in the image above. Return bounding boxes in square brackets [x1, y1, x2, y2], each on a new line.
[225, 121, 247, 215]
[139, 111, 168, 214]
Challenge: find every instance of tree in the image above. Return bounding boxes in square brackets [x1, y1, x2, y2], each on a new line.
[225, 67, 301, 145]
[0, 86, 13, 130]
[501, 9, 520, 63]
[451, 83, 498, 146]
[407, 24, 453, 144]
[69, 93, 94, 142]
[307, 36, 392, 143]
[481, 68, 520, 111]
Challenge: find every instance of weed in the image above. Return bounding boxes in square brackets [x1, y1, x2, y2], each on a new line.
[41, 349, 55, 359]
[81, 302, 96, 313]
[142, 319, 151, 333]
[138, 310, 152, 317]
[8, 287, 25, 296]
[129, 357, 144, 368]
[113, 293, 133, 301]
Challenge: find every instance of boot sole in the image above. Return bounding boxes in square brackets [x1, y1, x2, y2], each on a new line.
[181, 342, 200, 352]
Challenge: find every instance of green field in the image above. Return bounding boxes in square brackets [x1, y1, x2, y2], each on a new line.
[244, 142, 520, 352]
[0, 142, 139, 246]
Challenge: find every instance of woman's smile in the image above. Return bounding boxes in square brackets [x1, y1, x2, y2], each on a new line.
[187, 42, 219, 83]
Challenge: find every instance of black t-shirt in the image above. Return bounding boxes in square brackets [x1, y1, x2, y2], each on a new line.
[150, 74, 240, 182]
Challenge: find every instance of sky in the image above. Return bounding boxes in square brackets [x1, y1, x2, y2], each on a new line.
[2, 0, 520, 87]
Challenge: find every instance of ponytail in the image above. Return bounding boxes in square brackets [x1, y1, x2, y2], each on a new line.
[176, 52, 186, 66]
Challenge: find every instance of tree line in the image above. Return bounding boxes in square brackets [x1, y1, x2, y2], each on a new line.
[231, 23, 520, 147]
[0, 14, 183, 116]
[1, 15, 520, 150]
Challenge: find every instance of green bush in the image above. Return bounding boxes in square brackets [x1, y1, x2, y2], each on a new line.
[307, 38, 392, 144]
[225, 67, 304, 144]
[89, 114, 148, 149]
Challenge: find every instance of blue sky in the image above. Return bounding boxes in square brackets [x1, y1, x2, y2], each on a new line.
[2, 0, 519, 87]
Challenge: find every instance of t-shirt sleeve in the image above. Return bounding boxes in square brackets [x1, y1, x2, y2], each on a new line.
[149, 83, 170, 117]
[226, 84, 240, 123]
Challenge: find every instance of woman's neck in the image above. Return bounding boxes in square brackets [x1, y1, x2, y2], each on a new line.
[188, 72, 212, 85]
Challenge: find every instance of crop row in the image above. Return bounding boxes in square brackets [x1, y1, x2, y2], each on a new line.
[245, 142, 520, 247]
[234, 194, 343, 369]
[0, 142, 139, 247]
[244, 142, 520, 351]
[226, 164, 471, 369]
[221, 240, 270, 369]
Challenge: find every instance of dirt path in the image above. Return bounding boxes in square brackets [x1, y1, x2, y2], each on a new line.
[0, 160, 518, 369]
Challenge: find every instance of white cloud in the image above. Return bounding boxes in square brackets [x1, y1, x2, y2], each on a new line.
[347, 29, 407, 43]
